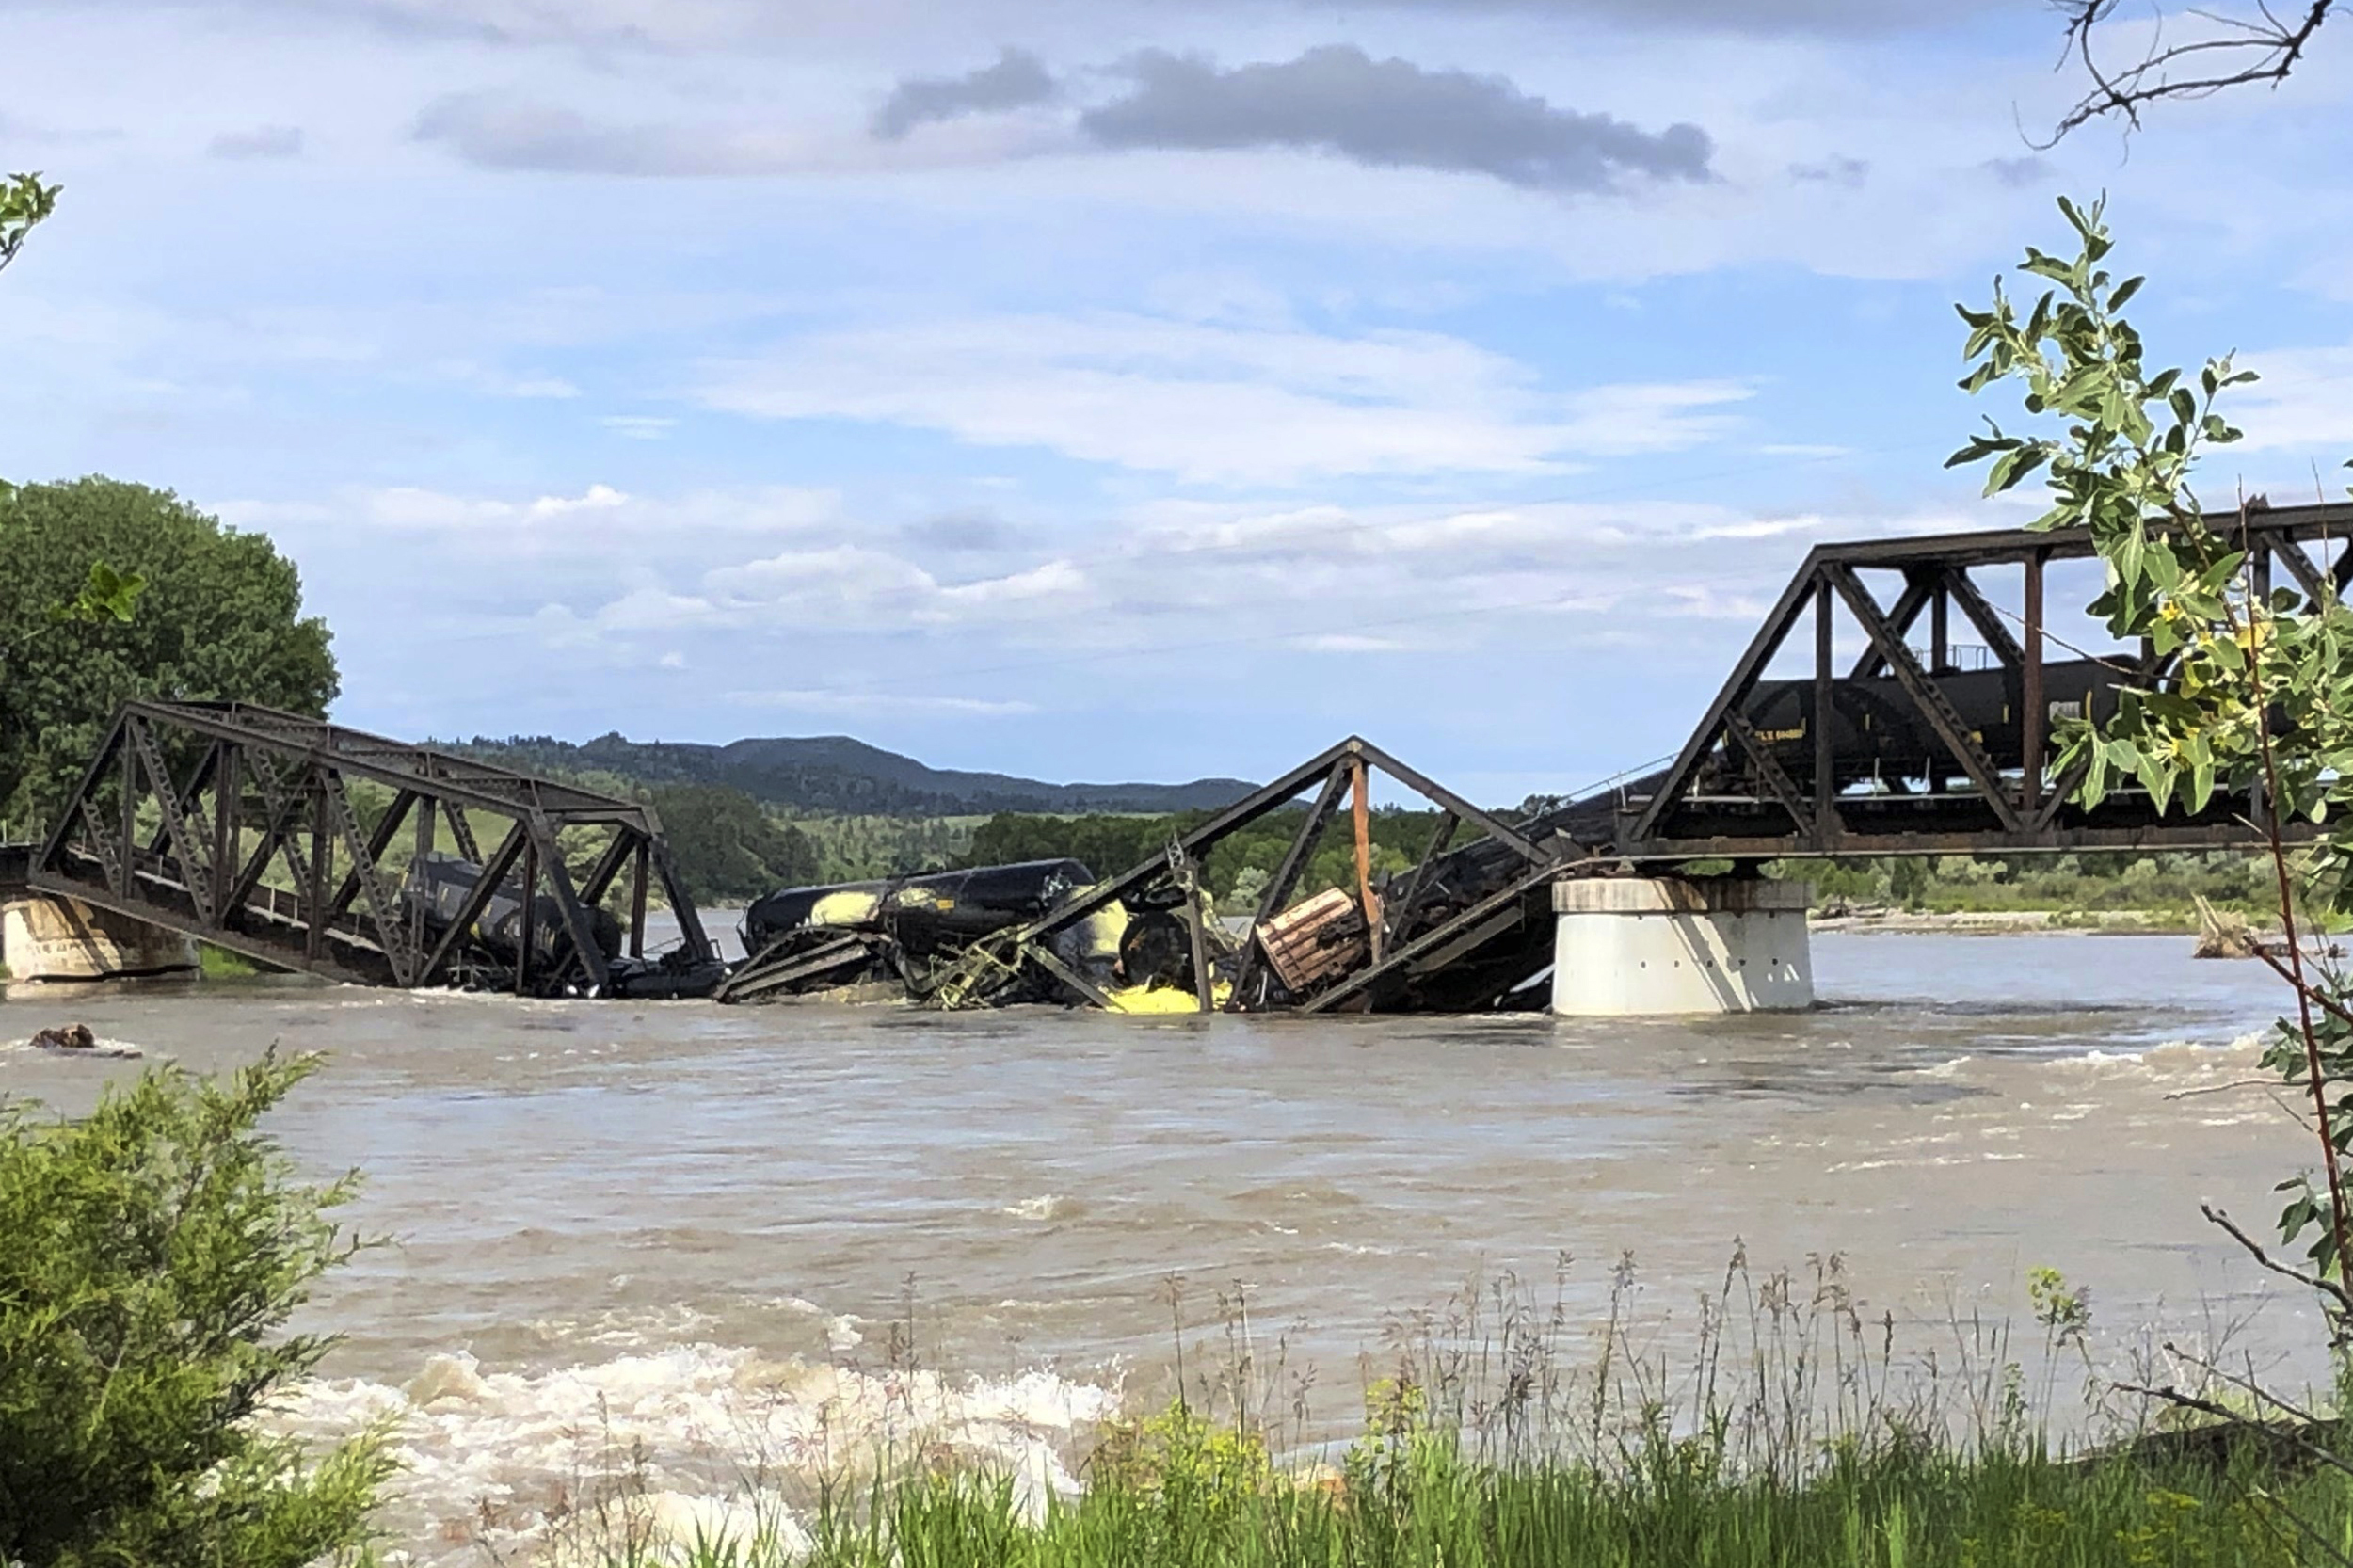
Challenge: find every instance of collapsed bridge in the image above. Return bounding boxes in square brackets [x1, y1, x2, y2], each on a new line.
[8, 501, 2345, 1012]
[718, 499, 2353, 1015]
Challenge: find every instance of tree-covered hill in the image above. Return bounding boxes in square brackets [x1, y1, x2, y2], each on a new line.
[454, 732, 1257, 818]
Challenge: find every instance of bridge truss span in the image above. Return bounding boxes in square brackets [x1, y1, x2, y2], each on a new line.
[1613, 500, 2353, 862]
[26, 700, 721, 997]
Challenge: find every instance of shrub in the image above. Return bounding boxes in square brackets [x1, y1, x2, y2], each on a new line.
[0, 1050, 388, 1567]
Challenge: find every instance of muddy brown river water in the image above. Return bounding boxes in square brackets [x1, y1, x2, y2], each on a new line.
[0, 931, 2322, 1560]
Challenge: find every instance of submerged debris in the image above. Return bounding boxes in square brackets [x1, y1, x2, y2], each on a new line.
[27, 1022, 141, 1057]
[2191, 895, 2261, 960]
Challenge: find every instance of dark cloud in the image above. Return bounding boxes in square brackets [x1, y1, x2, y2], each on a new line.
[410, 45, 1712, 190]
[209, 124, 305, 159]
[1349, 0, 2012, 30]
[1788, 155, 1866, 186]
[50, 0, 2014, 47]
[1078, 45, 1711, 192]
[872, 47, 1056, 139]
[413, 91, 737, 174]
[901, 508, 1025, 552]
[1983, 155, 2054, 187]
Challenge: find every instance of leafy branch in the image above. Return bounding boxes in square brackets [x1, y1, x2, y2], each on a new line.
[1952, 193, 2353, 1307]
[0, 171, 60, 278]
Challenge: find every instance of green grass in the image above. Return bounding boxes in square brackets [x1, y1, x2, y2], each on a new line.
[197, 942, 260, 979]
[578, 1425, 2344, 1568]
[536, 1253, 2353, 1568]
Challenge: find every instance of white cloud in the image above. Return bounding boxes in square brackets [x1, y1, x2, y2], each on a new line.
[723, 688, 1039, 716]
[432, 361, 581, 399]
[705, 544, 1091, 628]
[208, 123, 303, 159]
[2229, 344, 2353, 458]
[699, 312, 1749, 484]
[226, 483, 840, 543]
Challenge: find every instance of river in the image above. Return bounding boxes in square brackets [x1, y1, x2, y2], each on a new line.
[0, 931, 2320, 1560]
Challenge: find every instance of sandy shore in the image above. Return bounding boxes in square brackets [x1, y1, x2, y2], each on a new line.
[1809, 907, 2207, 936]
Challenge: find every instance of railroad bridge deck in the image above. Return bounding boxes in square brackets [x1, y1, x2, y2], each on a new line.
[1597, 499, 2352, 863]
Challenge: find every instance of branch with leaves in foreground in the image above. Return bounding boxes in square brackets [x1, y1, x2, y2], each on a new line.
[0, 171, 59, 277]
[1952, 193, 2353, 1315]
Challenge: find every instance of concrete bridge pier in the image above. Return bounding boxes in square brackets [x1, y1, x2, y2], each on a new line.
[1, 893, 198, 983]
[1550, 875, 1813, 1016]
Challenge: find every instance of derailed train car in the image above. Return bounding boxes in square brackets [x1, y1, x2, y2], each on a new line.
[719, 854, 1244, 1008]
[404, 852, 723, 998]
[722, 859, 1122, 1002]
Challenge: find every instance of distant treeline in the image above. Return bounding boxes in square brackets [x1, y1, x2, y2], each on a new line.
[1795, 850, 2274, 918]
[961, 806, 1453, 911]
[641, 783, 819, 904]
[451, 732, 1253, 818]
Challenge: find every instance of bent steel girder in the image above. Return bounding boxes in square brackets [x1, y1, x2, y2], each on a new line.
[27, 699, 713, 996]
[952, 735, 1575, 1016]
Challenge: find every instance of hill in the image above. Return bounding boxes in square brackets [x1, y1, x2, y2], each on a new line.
[454, 731, 1258, 819]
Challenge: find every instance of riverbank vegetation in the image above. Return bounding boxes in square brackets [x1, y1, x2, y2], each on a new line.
[0, 477, 338, 840]
[962, 804, 2277, 925]
[700, 1439, 2336, 1568]
[963, 805, 1446, 910]
[1792, 850, 2276, 924]
[0, 1052, 386, 1568]
[529, 1245, 2353, 1568]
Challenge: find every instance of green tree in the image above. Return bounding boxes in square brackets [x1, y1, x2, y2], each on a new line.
[1952, 195, 2353, 1292]
[0, 478, 337, 834]
[0, 174, 152, 680]
[0, 170, 59, 278]
[647, 782, 821, 902]
[0, 1051, 390, 1567]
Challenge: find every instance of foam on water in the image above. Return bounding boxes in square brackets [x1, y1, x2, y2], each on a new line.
[273, 1344, 1123, 1565]
[1002, 1193, 1080, 1221]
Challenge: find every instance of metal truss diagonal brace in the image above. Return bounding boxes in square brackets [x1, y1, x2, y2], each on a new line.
[1626, 553, 1825, 845]
[127, 716, 216, 926]
[1724, 712, 1819, 842]
[1941, 567, 2027, 670]
[1827, 564, 2024, 834]
[322, 776, 412, 983]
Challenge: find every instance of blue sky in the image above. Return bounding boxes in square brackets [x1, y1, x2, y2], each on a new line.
[5, 0, 2352, 804]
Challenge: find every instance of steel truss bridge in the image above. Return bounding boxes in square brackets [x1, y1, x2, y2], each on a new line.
[17, 700, 720, 997]
[885, 500, 2349, 1015]
[7, 502, 2346, 1010]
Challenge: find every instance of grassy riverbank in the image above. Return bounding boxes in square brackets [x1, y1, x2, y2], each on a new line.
[533, 1255, 2352, 1568]
[576, 1418, 2343, 1568]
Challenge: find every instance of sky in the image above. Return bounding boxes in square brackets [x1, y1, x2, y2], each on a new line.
[4, 0, 2353, 804]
